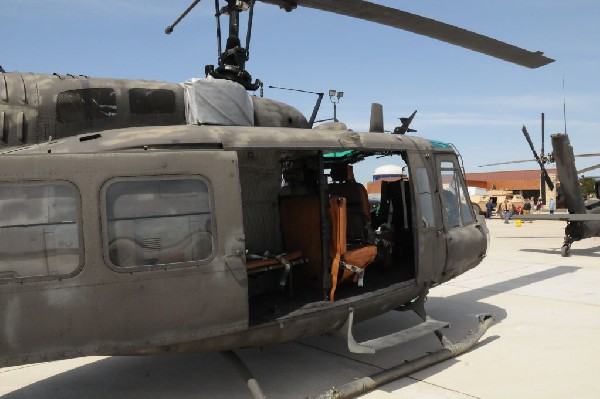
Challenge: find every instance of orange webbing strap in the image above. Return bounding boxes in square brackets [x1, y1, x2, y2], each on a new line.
[245, 250, 304, 271]
[328, 196, 347, 301]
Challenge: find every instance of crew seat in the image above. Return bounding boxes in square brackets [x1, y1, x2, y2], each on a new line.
[328, 164, 377, 300]
[329, 196, 377, 301]
[328, 164, 374, 245]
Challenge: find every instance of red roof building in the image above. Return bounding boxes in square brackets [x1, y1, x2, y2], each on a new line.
[465, 169, 558, 199]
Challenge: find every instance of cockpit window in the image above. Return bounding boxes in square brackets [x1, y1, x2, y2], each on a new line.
[0, 182, 81, 280]
[415, 168, 435, 228]
[105, 177, 213, 269]
[129, 88, 175, 114]
[440, 161, 474, 228]
[56, 88, 117, 123]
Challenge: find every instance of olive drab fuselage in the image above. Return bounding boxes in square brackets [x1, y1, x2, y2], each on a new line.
[0, 72, 488, 367]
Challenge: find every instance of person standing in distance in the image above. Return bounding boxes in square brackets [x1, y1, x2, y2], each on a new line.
[499, 198, 514, 224]
[485, 198, 494, 219]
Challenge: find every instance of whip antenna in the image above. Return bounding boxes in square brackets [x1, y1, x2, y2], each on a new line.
[563, 76, 568, 134]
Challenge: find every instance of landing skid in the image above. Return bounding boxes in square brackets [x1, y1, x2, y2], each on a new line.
[337, 289, 449, 354]
[315, 288, 494, 399]
[226, 289, 494, 399]
[222, 350, 266, 399]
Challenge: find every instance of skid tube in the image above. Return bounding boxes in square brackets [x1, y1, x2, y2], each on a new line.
[313, 313, 494, 399]
[222, 350, 266, 399]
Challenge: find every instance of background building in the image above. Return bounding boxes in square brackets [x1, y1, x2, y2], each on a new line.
[366, 164, 406, 203]
[465, 169, 557, 202]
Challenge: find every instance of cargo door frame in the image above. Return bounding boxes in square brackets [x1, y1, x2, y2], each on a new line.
[406, 149, 446, 285]
[436, 153, 487, 281]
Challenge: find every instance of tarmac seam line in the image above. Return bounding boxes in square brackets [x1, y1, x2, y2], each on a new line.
[444, 284, 600, 307]
[294, 341, 386, 371]
[405, 375, 482, 398]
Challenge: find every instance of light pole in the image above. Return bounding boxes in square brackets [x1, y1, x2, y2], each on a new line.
[329, 89, 343, 122]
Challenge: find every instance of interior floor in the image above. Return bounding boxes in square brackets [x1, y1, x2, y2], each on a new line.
[248, 257, 415, 326]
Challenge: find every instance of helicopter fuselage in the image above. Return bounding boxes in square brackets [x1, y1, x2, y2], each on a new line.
[0, 72, 488, 367]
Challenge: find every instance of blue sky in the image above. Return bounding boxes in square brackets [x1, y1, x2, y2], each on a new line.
[3, 0, 600, 183]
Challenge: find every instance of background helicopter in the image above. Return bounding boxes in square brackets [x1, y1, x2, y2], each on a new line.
[515, 130, 600, 256]
[0, 1, 556, 397]
[480, 118, 600, 256]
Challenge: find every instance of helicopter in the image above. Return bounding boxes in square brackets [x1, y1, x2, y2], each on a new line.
[517, 132, 600, 256]
[481, 123, 600, 257]
[0, 1, 553, 397]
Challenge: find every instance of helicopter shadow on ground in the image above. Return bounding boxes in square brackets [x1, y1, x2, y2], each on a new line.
[2, 266, 578, 399]
[494, 235, 564, 239]
[520, 246, 600, 257]
[297, 264, 578, 395]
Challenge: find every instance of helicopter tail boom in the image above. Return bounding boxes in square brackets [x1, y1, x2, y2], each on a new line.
[552, 133, 587, 215]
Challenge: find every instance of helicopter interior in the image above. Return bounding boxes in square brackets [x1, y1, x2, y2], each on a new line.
[237, 148, 415, 324]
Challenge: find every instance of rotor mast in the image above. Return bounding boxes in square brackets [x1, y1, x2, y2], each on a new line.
[166, 0, 261, 91]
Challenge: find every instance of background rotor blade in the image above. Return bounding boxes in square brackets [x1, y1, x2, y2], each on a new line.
[575, 153, 600, 158]
[261, 0, 554, 68]
[479, 159, 536, 167]
[577, 163, 600, 174]
[522, 125, 555, 191]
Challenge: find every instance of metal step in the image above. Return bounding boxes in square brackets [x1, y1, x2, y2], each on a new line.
[340, 307, 449, 354]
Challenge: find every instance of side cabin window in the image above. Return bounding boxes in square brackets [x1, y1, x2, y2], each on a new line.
[56, 88, 117, 124]
[129, 88, 176, 115]
[440, 161, 474, 229]
[0, 182, 81, 280]
[105, 177, 213, 269]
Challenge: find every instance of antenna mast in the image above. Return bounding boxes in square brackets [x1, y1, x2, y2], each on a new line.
[541, 112, 546, 204]
[562, 76, 568, 134]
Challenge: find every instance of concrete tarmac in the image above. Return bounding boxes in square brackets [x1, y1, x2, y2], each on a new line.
[1, 217, 599, 398]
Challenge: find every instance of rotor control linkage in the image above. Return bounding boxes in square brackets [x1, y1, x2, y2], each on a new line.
[166, 0, 262, 90]
[165, 0, 203, 34]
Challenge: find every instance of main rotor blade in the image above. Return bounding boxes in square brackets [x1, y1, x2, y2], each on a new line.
[522, 125, 554, 191]
[261, 0, 554, 68]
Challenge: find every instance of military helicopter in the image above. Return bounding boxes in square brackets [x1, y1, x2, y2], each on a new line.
[0, 1, 553, 397]
[517, 132, 600, 256]
[481, 123, 600, 257]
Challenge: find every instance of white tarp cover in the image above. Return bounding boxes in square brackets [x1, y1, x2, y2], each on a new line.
[181, 77, 254, 126]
